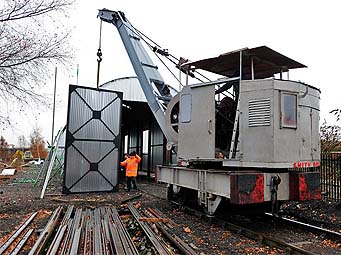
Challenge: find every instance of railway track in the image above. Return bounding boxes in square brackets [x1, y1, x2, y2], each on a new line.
[171, 201, 340, 255]
[137, 184, 341, 255]
[0, 212, 38, 255]
[0, 202, 198, 255]
[264, 212, 341, 241]
[0, 183, 339, 254]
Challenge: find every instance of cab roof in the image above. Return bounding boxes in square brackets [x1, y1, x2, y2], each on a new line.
[182, 46, 306, 79]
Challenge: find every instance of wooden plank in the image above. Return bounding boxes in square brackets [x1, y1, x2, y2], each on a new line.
[138, 217, 169, 223]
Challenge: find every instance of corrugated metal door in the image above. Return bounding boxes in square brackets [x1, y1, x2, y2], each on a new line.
[63, 85, 122, 193]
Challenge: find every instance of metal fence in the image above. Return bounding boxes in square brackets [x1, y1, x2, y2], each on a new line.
[320, 153, 341, 201]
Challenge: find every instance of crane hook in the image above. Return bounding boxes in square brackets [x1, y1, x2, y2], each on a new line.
[96, 20, 103, 89]
[97, 48, 102, 63]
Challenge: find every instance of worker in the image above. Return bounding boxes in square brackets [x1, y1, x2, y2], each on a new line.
[121, 153, 129, 170]
[217, 151, 225, 159]
[120, 151, 141, 192]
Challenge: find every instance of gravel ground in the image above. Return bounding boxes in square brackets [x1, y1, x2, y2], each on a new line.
[281, 199, 341, 233]
[0, 165, 340, 255]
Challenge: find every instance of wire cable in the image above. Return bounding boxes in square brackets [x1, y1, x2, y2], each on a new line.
[125, 19, 211, 83]
[121, 18, 235, 98]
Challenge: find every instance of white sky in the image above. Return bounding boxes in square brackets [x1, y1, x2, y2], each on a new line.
[3, 0, 341, 145]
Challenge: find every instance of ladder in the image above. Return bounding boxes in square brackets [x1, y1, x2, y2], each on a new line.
[229, 96, 240, 159]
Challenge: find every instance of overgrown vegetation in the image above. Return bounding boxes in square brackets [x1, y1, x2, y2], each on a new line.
[320, 108, 341, 153]
[320, 120, 341, 152]
[0, 136, 9, 161]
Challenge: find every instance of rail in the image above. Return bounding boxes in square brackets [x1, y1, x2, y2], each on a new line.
[127, 202, 173, 254]
[176, 203, 321, 255]
[265, 213, 341, 241]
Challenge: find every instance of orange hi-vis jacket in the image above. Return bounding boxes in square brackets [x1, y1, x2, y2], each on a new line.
[120, 155, 141, 177]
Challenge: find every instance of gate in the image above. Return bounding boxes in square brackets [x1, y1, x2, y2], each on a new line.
[63, 85, 122, 193]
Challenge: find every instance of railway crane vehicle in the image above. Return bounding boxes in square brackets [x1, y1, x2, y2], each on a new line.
[98, 9, 321, 215]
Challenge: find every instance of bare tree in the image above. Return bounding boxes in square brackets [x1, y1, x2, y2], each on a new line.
[18, 135, 28, 147]
[330, 109, 341, 121]
[30, 126, 48, 159]
[0, 0, 74, 125]
[320, 120, 341, 152]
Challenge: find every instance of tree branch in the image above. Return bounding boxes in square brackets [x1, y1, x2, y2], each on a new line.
[0, 0, 74, 22]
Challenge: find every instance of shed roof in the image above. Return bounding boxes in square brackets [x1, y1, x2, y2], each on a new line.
[101, 76, 178, 103]
[101, 77, 147, 102]
[182, 46, 306, 79]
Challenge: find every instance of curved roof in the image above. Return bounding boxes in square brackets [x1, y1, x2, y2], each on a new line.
[101, 77, 147, 102]
[101, 76, 178, 103]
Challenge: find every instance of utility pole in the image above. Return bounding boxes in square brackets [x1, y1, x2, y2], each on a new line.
[51, 67, 57, 145]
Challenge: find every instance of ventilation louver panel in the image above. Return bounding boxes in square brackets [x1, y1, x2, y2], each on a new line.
[248, 98, 271, 127]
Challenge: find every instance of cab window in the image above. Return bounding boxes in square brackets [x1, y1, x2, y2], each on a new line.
[281, 93, 297, 128]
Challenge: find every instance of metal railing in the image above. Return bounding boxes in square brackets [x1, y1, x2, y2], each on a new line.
[320, 153, 341, 201]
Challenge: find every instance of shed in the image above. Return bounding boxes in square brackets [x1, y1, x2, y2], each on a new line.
[101, 77, 168, 178]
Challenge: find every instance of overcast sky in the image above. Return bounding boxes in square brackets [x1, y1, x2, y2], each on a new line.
[3, 0, 341, 145]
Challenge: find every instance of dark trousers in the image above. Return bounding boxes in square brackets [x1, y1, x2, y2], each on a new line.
[126, 176, 137, 191]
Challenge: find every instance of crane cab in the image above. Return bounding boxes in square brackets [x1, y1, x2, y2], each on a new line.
[170, 46, 321, 169]
[159, 46, 321, 214]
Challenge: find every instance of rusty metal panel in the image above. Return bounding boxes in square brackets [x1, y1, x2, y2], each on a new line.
[230, 173, 264, 204]
[289, 172, 321, 200]
[63, 85, 122, 193]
